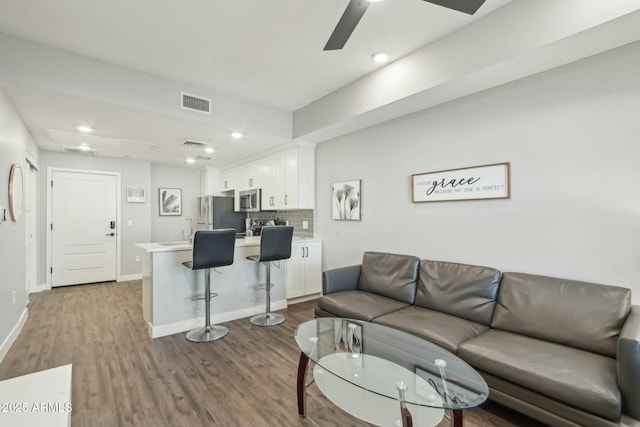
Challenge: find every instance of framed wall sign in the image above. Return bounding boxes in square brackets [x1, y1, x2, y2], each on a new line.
[126, 186, 145, 203]
[158, 187, 182, 215]
[412, 162, 510, 203]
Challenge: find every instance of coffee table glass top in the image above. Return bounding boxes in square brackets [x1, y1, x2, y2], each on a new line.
[294, 318, 488, 410]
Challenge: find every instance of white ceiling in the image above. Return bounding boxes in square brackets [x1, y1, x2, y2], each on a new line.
[0, 0, 509, 110]
[0, 0, 513, 167]
[2, 1, 639, 169]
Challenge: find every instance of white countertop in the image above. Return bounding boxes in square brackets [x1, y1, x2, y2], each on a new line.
[0, 364, 72, 427]
[136, 236, 321, 253]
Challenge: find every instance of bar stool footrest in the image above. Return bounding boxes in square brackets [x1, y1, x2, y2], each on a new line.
[190, 293, 218, 301]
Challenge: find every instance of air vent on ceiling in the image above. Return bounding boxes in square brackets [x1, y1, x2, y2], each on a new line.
[181, 92, 211, 114]
[183, 140, 209, 148]
[63, 146, 98, 156]
[195, 155, 213, 161]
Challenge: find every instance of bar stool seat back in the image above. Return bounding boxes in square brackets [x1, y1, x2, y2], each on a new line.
[248, 226, 294, 326]
[183, 228, 236, 342]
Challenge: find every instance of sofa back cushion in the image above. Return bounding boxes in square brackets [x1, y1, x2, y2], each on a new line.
[492, 272, 631, 357]
[414, 260, 502, 325]
[357, 252, 420, 304]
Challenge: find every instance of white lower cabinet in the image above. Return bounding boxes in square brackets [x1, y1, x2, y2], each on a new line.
[287, 241, 322, 299]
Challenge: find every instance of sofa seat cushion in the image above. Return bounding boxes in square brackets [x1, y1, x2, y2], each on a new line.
[316, 290, 409, 321]
[373, 306, 489, 353]
[458, 329, 621, 421]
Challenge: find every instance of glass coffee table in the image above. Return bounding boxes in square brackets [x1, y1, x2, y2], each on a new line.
[295, 318, 488, 427]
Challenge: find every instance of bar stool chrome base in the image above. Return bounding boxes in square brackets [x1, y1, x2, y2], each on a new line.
[250, 312, 285, 327]
[186, 325, 229, 342]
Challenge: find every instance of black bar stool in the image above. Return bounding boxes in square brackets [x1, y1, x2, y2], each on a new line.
[182, 229, 236, 342]
[248, 225, 294, 326]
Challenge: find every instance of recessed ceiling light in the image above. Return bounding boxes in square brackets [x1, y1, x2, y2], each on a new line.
[371, 52, 389, 63]
[205, 147, 215, 154]
[77, 126, 92, 133]
[186, 158, 195, 164]
[231, 132, 243, 140]
[78, 143, 91, 151]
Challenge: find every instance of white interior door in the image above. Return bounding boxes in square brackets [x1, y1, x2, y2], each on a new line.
[51, 170, 117, 287]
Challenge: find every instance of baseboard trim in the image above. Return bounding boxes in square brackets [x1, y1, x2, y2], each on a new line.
[118, 274, 142, 282]
[29, 283, 51, 293]
[147, 300, 288, 338]
[0, 308, 28, 364]
[287, 293, 321, 305]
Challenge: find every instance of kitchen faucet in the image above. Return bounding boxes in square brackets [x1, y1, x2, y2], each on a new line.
[181, 217, 193, 243]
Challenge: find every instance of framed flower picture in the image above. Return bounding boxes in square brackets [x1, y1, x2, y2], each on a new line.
[332, 180, 360, 220]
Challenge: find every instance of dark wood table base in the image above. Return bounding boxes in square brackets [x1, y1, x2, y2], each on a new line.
[297, 352, 309, 417]
[297, 350, 464, 427]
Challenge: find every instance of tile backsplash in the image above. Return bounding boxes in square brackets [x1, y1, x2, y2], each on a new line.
[248, 209, 314, 237]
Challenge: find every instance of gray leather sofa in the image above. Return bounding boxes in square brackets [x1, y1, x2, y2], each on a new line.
[315, 252, 640, 427]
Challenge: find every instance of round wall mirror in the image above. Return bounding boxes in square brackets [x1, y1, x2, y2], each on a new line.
[9, 163, 24, 222]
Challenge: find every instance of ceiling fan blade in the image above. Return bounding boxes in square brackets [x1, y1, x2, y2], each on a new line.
[422, 0, 487, 15]
[324, 0, 371, 51]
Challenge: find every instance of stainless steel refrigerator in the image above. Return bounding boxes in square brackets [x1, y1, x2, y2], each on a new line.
[196, 196, 247, 233]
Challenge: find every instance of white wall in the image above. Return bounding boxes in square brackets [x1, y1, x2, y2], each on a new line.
[316, 41, 640, 303]
[0, 91, 38, 357]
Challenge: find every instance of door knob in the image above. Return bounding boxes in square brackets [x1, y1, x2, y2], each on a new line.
[105, 232, 115, 236]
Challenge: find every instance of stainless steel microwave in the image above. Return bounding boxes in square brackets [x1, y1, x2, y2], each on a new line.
[238, 188, 261, 212]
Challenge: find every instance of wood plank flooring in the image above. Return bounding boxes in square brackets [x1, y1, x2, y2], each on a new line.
[0, 281, 547, 427]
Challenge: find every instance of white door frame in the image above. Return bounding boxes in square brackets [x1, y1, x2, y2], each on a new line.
[25, 157, 39, 293]
[46, 167, 122, 289]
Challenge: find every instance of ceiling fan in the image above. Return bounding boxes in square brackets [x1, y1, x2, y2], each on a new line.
[324, 0, 487, 51]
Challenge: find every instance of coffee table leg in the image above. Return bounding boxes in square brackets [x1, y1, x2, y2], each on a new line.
[452, 409, 463, 427]
[396, 381, 413, 427]
[400, 407, 413, 427]
[297, 352, 310, 417]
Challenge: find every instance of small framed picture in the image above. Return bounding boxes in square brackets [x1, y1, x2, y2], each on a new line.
[126, 186, 145, 203]
[159, 188, 182, 216]
[332, 180, 361, 220]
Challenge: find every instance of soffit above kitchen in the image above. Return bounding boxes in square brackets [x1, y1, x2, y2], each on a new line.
[1, 0, 640, 167]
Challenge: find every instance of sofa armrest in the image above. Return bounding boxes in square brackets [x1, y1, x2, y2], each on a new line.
[618, 305, 640, 419]
[323, 265, 361, 294]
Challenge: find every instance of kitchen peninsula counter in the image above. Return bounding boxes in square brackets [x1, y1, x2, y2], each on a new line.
[136, 236, 321, 338]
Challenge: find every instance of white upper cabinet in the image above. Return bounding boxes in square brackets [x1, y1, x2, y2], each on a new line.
[261, 152, 285, 209]
[220, 168, 235, 191]
[225, 160, 264, 192]
[249, 161, 263, 189]
[220, 143, 315, 211]
[284, 147, 314, 210]
[268, 147, 314, 210]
